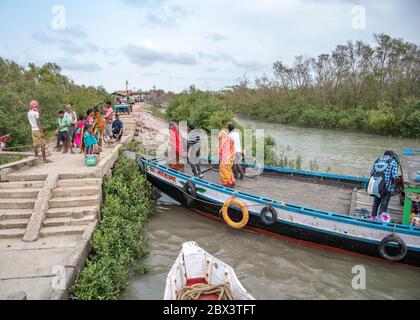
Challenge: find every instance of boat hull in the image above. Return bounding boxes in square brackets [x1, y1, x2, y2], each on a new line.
[142, 160, 420, 268]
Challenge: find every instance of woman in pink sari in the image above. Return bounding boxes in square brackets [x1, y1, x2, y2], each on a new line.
[74, 115, 85, 148]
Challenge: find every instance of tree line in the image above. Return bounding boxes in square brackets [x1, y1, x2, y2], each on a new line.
[222, 34, 420, 138]
[0, 58, 111, 147]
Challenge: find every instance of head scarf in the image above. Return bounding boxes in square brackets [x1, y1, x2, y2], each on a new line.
[29, 100, 39, 112]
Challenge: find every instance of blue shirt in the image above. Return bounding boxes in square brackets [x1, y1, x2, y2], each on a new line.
[112, 120, 123, 132]
[371, 155, 399, 192]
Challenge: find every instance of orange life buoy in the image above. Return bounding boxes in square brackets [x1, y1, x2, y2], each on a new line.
[222, 197, 249, 229]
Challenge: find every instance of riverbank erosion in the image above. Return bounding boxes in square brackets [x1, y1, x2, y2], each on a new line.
[0, 107, 140, 300]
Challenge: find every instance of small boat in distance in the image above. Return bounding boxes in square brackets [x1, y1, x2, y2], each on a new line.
[164, 241, 255, 300]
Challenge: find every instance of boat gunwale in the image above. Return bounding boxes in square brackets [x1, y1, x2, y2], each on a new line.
[141, 158, 420, 236]
[203, 156, 370, 186]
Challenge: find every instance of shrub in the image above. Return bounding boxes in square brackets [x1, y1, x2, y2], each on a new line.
[71, 155, 153, 300]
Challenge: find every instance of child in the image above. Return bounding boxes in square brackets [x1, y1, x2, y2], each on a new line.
[83, 124, 98, 155]
[74, 114, 85, 148]
[56, 110, 74, 154]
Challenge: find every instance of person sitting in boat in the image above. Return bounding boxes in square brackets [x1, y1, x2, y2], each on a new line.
[218, 129, 235, 188]
[187, 123, 203, 178]
[168, 121, 185, 172]
[370, 150, 399, 217]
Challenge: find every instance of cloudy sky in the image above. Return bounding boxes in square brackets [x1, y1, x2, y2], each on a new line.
[0, 0, 419, 92]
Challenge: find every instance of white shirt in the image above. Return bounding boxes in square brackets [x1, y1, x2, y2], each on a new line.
[64, 111, 77, 125]
[229, 131, 242, 153]
[28, 110, 40, 131]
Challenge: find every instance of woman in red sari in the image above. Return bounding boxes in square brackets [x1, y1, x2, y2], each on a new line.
[218, 129, 235, 187]
[168, 121, 185, 171]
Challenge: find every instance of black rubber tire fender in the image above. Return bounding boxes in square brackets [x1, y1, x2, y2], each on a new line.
[260, 205, 278, 226]
[378, 234, 408, 262]
[183, 181, 197, 206]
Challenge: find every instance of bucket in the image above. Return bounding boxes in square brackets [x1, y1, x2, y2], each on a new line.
[85, 155, 97, 167]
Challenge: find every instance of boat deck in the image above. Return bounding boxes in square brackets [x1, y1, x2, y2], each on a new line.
[180, 164, 404, 222]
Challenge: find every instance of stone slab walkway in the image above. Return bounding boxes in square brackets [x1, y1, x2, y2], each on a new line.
[0, 105, 141, 299]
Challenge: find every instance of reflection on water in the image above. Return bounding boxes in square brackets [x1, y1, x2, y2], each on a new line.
[236, 116, 419, 176]
[122, 194, 420, 300]
[123, 123, 419, 300]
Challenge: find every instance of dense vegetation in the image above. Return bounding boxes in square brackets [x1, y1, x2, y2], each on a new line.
[72, 145, 153, 300]
[167, 86, 234, 130]
[0, 58, 111, 148]
[166, 87, 298, 166]
[222, 34, 420, 138]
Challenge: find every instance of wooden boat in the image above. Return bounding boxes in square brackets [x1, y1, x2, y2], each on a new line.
[164, 241, 255, 300]
[137, 150, 420, 267]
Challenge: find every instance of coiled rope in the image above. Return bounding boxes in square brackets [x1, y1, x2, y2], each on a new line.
[176, 283, 234, 300]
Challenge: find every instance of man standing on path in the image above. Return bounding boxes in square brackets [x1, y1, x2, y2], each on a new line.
[228, 124, 244, 180]
[64, 104, 77, 148]
[27, 100, 51, 163]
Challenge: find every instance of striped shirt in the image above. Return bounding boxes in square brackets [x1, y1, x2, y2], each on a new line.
[188, 131, 201, 146]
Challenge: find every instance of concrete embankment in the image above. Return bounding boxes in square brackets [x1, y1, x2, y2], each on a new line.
[0, 106, 141, 300]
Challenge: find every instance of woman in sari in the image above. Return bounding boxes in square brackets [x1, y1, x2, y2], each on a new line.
[168, 121, 185, 171]
[218, 129, 235, 187]
[93, 107, 105, 152]
[74, 114, 85, 148]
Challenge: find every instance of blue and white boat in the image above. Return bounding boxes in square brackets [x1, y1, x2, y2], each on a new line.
[137, 151, 420, 267]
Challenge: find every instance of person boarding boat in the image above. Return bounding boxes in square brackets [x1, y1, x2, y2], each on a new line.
[218, 129, 235, 188]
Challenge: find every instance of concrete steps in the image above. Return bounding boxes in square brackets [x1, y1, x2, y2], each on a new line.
[0, 179, 42, 239]
[49, 195, 100, 209]
[46, 206, 99, 219]
[0, 228, 26, 239]
[57, 178, 101, 188]
[0, 209, 33, 220]
[6, 174, 48, 182]
[0, 218, 30, 229]
[0, 181, 44, 189]
[0, 198, 36, 210]
[43, 215, 96, 228]
[0, 188, 40, 199]
[52, 186, 99, 198]
[41, 178, 101, 238]
[40, 225, 87, 237]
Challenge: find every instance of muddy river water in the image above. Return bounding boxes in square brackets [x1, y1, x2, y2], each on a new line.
[122, 119, 420, 300]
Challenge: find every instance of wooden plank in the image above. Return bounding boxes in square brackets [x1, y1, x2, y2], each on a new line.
[349, 188, 357, 216]
[356, 201, 404, 214]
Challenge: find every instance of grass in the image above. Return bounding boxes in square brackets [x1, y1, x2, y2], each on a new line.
[0, 155, 24, 166]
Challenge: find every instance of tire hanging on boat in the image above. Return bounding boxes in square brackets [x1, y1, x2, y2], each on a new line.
[222, 197, 249, 229]
[183, 181, 197, 206]
[378, 234, 407, 262]
[260, 204, 277, 226]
